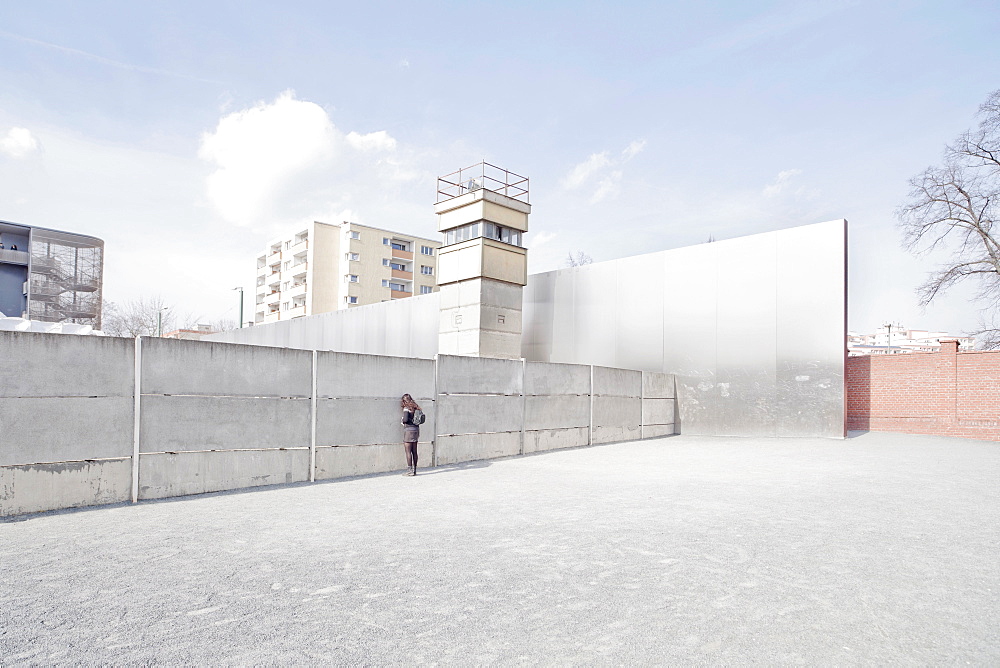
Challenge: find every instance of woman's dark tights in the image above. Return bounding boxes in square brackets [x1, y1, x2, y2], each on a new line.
[404, 442, 418, 468]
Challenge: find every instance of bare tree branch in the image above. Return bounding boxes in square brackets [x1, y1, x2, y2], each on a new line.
[896, 89, 1000, 346]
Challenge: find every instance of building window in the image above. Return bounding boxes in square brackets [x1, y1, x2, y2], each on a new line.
[388, 282, 408, 292]
[282, 281, 289, 291]
[421, 265, 433, 275]
[421, 246, 434, 256]
[391, 241, 409, 252]
[390, 262, 407, 272]
[283, 261, 290, 271]
[284, 241, 290, 250]
[349, 231, 360, 240]
[281, 302, 289, 311]
[345, 296, 358, 304]
[443, 222, 522, 247]
[347, 252, 360, 261]
[420, 285, 433, 295]
[346, 274, 359, 283]
[383, 237, 390, 245]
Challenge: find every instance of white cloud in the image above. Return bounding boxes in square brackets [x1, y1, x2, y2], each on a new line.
[346, 130, 397, 152]
[198, 91, 415, 229]
[562, 139, 645, 203]
[762, 168, 802, 198]
[591, 170, 623, 204]
[622, 140, 646, 160]
[0, 127, 39, 158]
[562, 152, 611, 190]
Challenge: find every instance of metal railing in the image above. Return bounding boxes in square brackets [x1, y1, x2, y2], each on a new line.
[437, 161, 529, 204]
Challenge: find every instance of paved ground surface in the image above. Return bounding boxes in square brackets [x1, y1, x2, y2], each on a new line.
[2, 431, 999, 666]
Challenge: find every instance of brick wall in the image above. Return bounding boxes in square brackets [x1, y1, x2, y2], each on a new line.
[846, 341, 1000, 441]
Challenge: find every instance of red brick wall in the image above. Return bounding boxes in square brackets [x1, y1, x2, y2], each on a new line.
[846, 341, 1000, 441]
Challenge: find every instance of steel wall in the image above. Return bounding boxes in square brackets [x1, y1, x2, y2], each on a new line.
[524, 219, 847, 437]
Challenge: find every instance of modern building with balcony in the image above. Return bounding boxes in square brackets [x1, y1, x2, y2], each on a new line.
[253, 221, 440, 325]
[0, 220, 104, 328]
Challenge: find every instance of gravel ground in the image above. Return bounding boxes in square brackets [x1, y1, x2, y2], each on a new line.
[1, 431, 999, 666]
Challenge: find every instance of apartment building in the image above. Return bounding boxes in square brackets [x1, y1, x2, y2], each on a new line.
[254, 221, 440, 324]
[0, 219, 104, 328]
[847, 323, 975, 356]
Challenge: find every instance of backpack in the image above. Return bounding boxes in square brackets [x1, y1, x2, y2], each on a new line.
[412, 408, 426, 425]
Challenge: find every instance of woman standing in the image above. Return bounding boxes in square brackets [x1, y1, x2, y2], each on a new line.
[400, 393, 421, 476]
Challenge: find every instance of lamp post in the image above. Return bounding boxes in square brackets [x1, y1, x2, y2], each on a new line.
[234, 287, 244, 328]
[157, 307, 169, 337]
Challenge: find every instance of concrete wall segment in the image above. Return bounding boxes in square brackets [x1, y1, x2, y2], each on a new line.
[139, 396, 310, 452]
[642, 398, 675, 426]
[141, 338, 312, 398]
[314, 443, 432, 479]
[436, 432, 520, 465]
[0, 458, 131, 516]
[316, 351, 434, 399]
[317, 397, 435, 447]
[592, 366, 642, 398]
[524, 362, 590, 396]
[0, 331, 134, 397]
[594, 396, 642, 429]
[524, 395, 590, 431]
[138, 449, 308, 499]
[523, 427, 589, 454]
[435, 394, 523, 435]
[436, 355, 523, 395]
[0, 397, 133, 466]
[642, 372, 675, 399]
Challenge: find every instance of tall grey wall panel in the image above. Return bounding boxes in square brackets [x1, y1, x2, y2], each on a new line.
[0, 331, 134, 398]
[141, 338, 312, 397]
[139, 396, 311, 452]
[206, 293, 441, 360]
[592, 366, 642, 445]
[775, 222, 846, 437]
[524, 220, 847, 438]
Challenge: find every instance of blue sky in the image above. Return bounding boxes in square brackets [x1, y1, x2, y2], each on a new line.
[0, 0, 998, 334]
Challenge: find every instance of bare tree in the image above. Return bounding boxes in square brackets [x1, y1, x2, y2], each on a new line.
[565, 251, 593, 267]
[897, 89, 1000, 348]
[101, 296, 176, 337]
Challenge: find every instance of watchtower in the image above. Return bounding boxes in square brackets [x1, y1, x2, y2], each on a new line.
[434, 162, 530, 359]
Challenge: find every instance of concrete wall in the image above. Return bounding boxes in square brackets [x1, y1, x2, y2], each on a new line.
[1, 331, 676, 517]
[846, 341, 1000, 441]
[0, 332, 134, 516]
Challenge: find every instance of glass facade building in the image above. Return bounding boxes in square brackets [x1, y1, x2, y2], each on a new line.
[0, 220, 104, 328]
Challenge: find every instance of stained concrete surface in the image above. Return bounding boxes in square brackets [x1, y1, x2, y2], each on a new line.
[1, 431, 998, 665]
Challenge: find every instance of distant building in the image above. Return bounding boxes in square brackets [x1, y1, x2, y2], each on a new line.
[253, 221, 440, 325]
[163, 324, 217, 340]
[0, 220, 104, 328]
[848, 323, 974, 356]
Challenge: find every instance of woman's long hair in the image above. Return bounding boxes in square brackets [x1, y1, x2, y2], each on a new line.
[401, 393, 420, 410]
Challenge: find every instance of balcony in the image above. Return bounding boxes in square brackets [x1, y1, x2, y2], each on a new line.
[264, 311, 281, 324]
[390, 290, 411, 300]
[287, 304, 306, 318]
[290, 260, 308, 274]
[0, 248, 29, 265]
[289, 239, 308, 254]
[391, 269, 413, 280]
[287, 282, 307, 297]
[391, 248, 413, 260]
